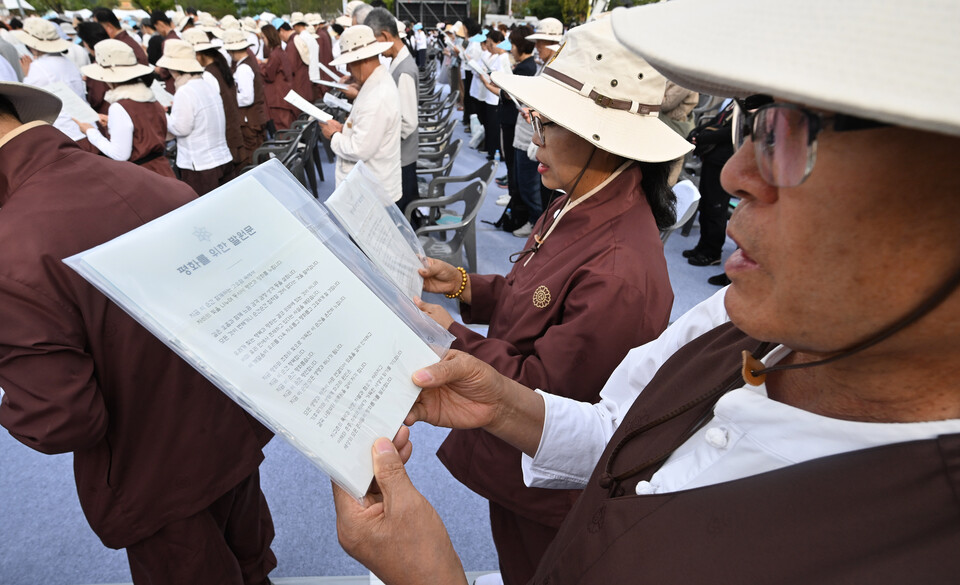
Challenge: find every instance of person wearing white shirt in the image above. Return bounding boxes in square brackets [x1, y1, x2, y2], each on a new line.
[365, 8, 420, 211]
[331, 2, 960, 583]
[478, 30, 507, 160]
[321, 25, 401, 204]
[13, 17, 86, 139]
[412, 23, 427, 68]
[158, 39, 232, 195]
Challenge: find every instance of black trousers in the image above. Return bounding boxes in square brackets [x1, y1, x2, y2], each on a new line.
[397, 162, 418, 218]
[694, 160, 732, 258]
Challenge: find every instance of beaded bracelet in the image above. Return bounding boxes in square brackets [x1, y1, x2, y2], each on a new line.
[445, 266, 468, 299]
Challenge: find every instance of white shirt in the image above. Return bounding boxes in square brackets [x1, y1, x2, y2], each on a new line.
[330, 64, 402, 203]
[234, 57, 255, 108]
[64, 42, 90, 72]
[465, 41, 486, 101]
[0, 55, 16, 82]
[22, 53, 85, 140]
[481, 51, 507, 106]
[388, 46, 418, 140]
[84, 101, 135, 161]
[523, 287, 960, 492]
[414, 29, 427, 51]
[166, 77, 232, 171]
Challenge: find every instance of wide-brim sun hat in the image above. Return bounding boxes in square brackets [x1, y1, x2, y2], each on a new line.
[289, 12, 308, 26]
[492, 18, 692, 163]
[13, 17, 72, 53]
[180, 27, 217, 52]
[611, 0, 960, 138]
[157, 39, 204, 73]
[344, 0, 366, 17]
[335, 15, 352, 28]
[396, 19, 407, 39]
[81, 38, 154, 83]
[526, 17, 562, 42]
[329, 24, 392, 66]
[222, 29, 253, 51]
[0, 81, 61, 123]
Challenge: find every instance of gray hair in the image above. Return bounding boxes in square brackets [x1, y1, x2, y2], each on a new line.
[352, 4, 374, 26]
[364, 7, 398, 38]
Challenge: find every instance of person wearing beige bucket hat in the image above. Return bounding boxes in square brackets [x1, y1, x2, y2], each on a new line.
[322, 24, 401, 203]
[332, 1, 960, 584]
[223, 28, 267, 167]
[74, 39, 176, 178]
[413, 18, 683, 585]
[0, 81, 279, 585]
[158, 39, 233, 195]
[14, 17, 87, 139]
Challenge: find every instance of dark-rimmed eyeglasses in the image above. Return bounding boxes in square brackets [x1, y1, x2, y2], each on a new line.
[531, 113, 556, 147]
[732, 95, 890, 187]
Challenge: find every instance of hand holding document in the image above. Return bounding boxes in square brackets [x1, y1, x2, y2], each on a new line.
[323, 92, 353, 113]
[467, 59, 490, 84]
[150, 79, 174, 109]
[284, 90, 334, 123]
[325, 162, 426, 300]
[65, 160, 453, 499]
[315, 79, 351, 91]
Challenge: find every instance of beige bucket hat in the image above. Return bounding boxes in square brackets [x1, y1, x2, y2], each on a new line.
[306, 13, 325, 26]
[222, 29, 253, 51]
[290, 12, 308, 26]
[329, 25, 392, 66]
[180, 28, 218, 52]
[157, 39, 204, 73]
[13, 17, 72, 53]
[220, 15, 241, 31]
[196, 12, 219, 32]
[344, 1, 367, 17]
[396, 19, 407, 39]
[242, 17, 259, 33]
[611, 0, 960, 137]
[173, 13, 193, 33]
[0, 81, 61, 123]
[526, 17, 563, 42]
[491, 18, 691, 163]
[81, 39, 154, 83]
[335, 15, 353, 28]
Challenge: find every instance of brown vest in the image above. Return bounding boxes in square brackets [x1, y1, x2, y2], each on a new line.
[117, 99, 176, 178]
[232, 57, 267, 130]
[205, 63, 244, 164]
[531, 323, 960, 584]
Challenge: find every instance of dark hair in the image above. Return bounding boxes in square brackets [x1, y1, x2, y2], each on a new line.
[0, 21, 8, 31]
[150, 10, 171, 26]
[92, 7, 121, 30]
[261, 24, 281, 54]
[0, 95, 20, 121]
[118, 73, 156, 87]
[486, 30, 504, 44]
[77, 21, 109, 51]
[200, 48, 235, 89]
[278, 22, 292, 31]
[463, 18, 481, 37]
[509, 25, 534, 56]
[185, 6, 197, 15]
[637, 161, 677, 230]
[9, 18, 23, 30]
[364, 7, 398, 38]
[331, 23, 344, 35]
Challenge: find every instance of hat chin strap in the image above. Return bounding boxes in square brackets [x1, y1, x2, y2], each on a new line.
[745, 264, 960, 383]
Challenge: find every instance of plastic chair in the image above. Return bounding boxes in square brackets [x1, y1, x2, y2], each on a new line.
[404, 160, 497, 272]
[416, 139, 462, 187]
[660, 179, 702, 244]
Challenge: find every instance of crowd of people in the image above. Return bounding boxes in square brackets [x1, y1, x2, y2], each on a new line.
[1, 0, 958, 584]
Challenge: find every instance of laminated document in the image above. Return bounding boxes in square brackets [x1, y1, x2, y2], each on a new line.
[325, 162, 425, 300]
[323, 92, 352, 113]
[65, 160, 453, 499]
[315, 79, 351, 91]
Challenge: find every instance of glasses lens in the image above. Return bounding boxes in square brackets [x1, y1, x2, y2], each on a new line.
[732, 101, 749, 150]
[753, 106, 813, 187]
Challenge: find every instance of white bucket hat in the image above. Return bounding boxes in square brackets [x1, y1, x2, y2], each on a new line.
[180, 28, 217, 52]
[329, 25, 392, 66]
[241, 17, 259, 33]
[81, 39, 154, 83]
[492, 18, 692, 163]
[0, 81, 61, 123]
[156, 39, 204, 73]
[220, 14, 241, 31]
[526, 17, 563, 42]
[306, 13, 325, 26]
[173, 13, 193, 33]
[344, 1, 366, 17]
[13, 17, 72, 53]
[611, 0, 960, 138]
[222, 29, 253, 51]
[396, 19, 407, 39]
[196, 12, 219, 32]
[290, 12, 308, 26]
[335, 15, 353, 28]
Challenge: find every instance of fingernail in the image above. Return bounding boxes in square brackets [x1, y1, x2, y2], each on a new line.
[375, 438, 395, 454]
[412, 369, 433, 385]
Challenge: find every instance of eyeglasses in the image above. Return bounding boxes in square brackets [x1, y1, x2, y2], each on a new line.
[531, 113, 555, 147]
[732, 95, 890, 187]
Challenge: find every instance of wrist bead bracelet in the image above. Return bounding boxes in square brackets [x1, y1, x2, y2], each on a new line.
[445, 266, 468, 299]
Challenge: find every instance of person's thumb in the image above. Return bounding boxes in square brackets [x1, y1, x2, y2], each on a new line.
[371, 437, 414, 511]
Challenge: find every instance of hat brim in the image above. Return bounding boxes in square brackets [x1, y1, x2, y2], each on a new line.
[329, 41, 392, 66]
[223, 40, 253, 51]
[13, 30, 72, 53]
[610, 1, 960, 137]
[0, 81, 61, 123]
[492, 70, 692, 163]
[156, 55, 204, 73]
[526, 33, 563, 42]
[81, 62, 154, 83]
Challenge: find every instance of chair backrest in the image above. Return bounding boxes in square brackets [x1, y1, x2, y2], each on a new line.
[417, 138, 462, 179]
[660, 179, 702, 243]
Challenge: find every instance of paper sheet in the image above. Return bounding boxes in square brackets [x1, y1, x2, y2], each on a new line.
[150, 79, 174, 109]
[315, 79, 350, 90]
[317, 61, 343, 83]
[467, 59, 490, 84]
[284, 90, 333, 123]
[322, 92, 352, 113]
[65, 164, 448, 499]
[325, 163, 425, 300]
